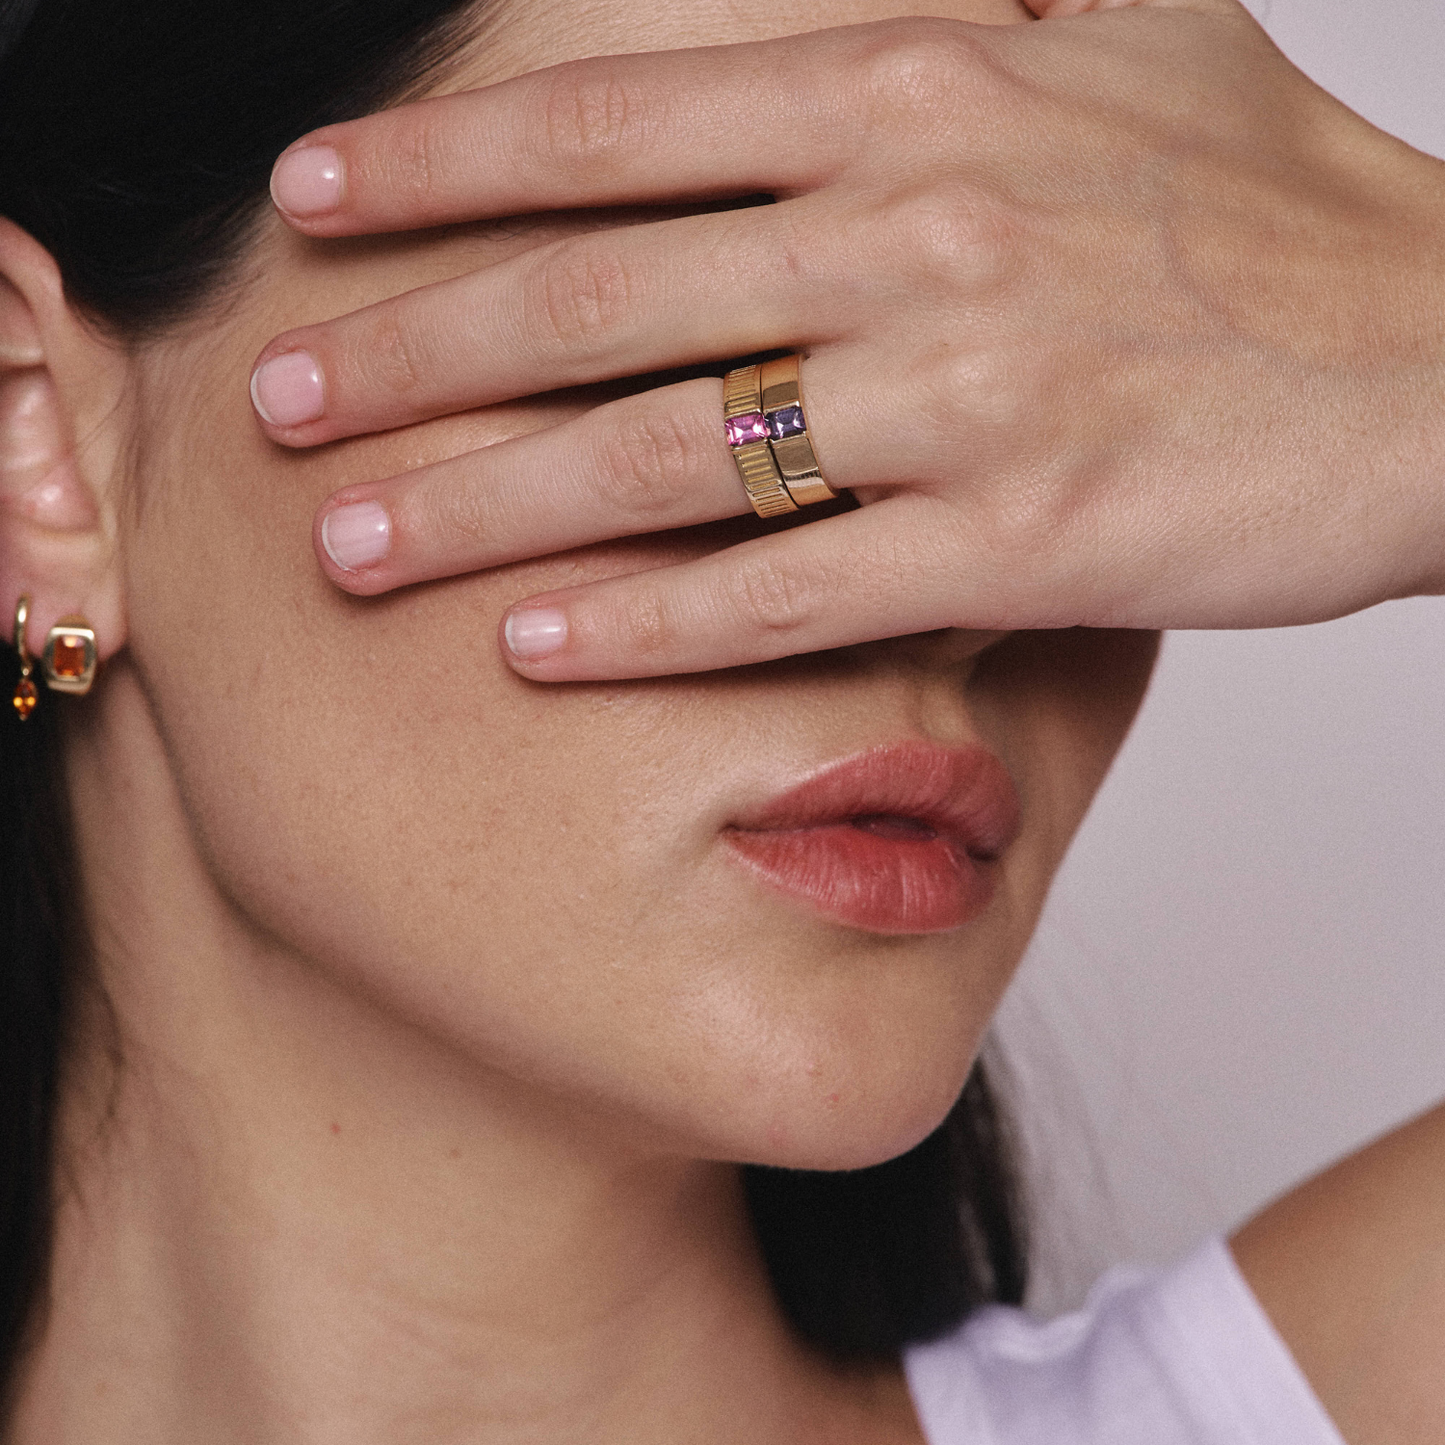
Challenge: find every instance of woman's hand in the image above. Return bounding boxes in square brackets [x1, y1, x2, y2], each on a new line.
[252, 0, 1445, 679]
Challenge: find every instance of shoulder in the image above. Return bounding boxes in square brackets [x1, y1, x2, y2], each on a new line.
[904, 1239, 1344, 1445]
[1231, 1101, 1445, 1445]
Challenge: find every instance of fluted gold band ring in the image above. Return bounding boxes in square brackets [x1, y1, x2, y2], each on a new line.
[722, 354, 837, 519]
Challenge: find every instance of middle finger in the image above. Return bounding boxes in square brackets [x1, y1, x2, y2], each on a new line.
[250, 197, 860, 447]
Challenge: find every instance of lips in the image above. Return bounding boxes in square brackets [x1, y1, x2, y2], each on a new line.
[723, 742, 1021, 935]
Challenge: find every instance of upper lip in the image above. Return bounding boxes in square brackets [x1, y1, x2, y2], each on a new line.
[725, 740, 1021, 861]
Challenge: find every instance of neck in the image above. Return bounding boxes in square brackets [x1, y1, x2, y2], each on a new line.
[7, 668, 919, 1445]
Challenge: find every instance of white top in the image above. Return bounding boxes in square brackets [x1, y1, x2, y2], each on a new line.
[904, 1238, 1345, 1445]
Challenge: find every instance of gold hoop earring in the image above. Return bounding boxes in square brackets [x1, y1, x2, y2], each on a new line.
[42, 615, 97, 696]
[11, 595, 37, 721]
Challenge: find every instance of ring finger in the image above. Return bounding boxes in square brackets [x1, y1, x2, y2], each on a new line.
[312, 350, 913, 594]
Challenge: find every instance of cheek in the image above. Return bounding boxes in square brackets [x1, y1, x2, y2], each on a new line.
[130, 556, 1019, 1169]
[125, 374, 661, 1023]
[121, 351, 1152, 1171]
[127, 524, 730, 1143]
[117, 407, 881, 1160]
[127, 445, 694, 1007]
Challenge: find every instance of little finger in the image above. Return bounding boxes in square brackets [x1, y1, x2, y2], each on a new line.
[495, 496, 1028, 680]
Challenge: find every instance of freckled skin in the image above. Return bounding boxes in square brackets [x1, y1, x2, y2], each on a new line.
[121, 217, 1156, 1167]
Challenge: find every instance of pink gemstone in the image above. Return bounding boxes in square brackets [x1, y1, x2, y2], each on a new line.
[725, 413, 769, 448]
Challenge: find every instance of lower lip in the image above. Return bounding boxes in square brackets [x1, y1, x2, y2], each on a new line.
[723, 746, 1019, 935]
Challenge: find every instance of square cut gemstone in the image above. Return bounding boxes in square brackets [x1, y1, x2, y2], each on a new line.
[766, 405, 806, 441]
[724, 412, 770, 448]
[51, 634, 89, 679]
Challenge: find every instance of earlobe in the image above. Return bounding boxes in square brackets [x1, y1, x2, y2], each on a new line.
[0, 217, 127, 667]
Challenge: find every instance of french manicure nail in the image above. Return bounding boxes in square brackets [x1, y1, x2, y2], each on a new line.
[271, 145, 344, 218]
[321, 501, 391, 570]
[504, 608, 568, 661]
[251, 351, 325, 428]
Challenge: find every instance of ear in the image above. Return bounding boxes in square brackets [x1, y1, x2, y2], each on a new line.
[0, 216, 128, 667]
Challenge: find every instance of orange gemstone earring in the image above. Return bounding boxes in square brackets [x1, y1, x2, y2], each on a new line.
[41, 615, 97, 695]
[11, 595, 37, 721]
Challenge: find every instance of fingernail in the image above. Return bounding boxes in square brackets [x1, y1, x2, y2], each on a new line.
[251, 351, 325, 428]
[504, 608, 568, 661]
[271, 145, 344, 218]
[321, 501, 391, 570]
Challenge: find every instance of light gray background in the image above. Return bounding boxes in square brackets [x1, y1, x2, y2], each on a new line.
[993, 0, 1445, 1313]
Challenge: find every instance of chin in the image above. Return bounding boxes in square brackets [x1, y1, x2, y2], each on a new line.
[693, 1042, 981, 1175]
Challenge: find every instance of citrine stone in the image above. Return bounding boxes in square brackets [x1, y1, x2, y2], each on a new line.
[12, 677, 37, 721]
[51, 633, 88, 679]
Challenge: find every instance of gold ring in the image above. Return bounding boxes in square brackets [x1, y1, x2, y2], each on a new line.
[723, 364, 798, 518]
[758, 354, 836, 507]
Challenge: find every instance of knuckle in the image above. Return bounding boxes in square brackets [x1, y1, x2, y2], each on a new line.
[987, 479, 1070, 567]
[859, 21, 975, 122]
[384, 108, 442, 200]
[876, 183, 1017, 289]
[530, 242, 635, 348]
[910, 351, 1085, 566]
[916, 344, 1033, 442]
[534, 67, 649, 178]
[355, 309, 426, 399]
[972, 448, 1090, 582]
[726, 556, 814, 637]
[424, 474, 490, 550]
[619, 588, 678, 660]
[595, 408, 703, 518]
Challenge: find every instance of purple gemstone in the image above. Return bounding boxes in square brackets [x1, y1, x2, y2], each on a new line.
[724, 412, 769, 448]
[767, 405, 806, 441]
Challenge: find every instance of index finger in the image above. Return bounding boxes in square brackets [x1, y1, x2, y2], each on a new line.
[267, 18, 976, 233]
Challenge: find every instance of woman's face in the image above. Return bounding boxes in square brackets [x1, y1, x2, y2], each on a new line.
[113, 0, 1156, 1172]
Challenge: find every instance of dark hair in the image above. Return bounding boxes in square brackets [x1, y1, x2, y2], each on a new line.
[0, 0, 1027, 1397]
[746, 1065, 1027, 1360]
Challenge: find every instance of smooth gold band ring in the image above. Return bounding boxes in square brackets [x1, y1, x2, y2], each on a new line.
[757, 354, 836, 508]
